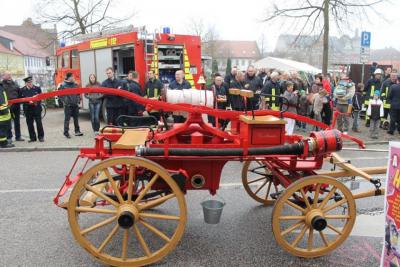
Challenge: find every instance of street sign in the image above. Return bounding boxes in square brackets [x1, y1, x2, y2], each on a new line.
[360, 46, 370, 55]
[360, 54, 369, 64]
[361, 31, 371, 47]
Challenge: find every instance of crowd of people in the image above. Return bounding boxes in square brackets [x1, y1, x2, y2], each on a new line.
[1, 63, 400, 149]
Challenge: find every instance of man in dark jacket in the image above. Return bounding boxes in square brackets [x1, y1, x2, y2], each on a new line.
[364, 69, 383, 127]
[387, 75, 400, 135]
[2, 71, 24, 142]
[169, 70, 192, 90]
[244, 65, 263, 109]
[145, 70, 163, 98]
[124, 71, 144, 116]
[144, 70, 163, 120]
[229, 71, 246, 111]
[20, 77, 44, 142]
[59, 72, 83, 138]
[261, 71, 281, 110]
[224, 66, 238, 88]
[208, 74, 228, 127]
[380, 72, 397, 128]
[102, 67, 125, 125]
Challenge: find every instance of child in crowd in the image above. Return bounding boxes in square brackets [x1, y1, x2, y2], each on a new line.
[351, 83, 364, 133]
[367, 90, 384, 139]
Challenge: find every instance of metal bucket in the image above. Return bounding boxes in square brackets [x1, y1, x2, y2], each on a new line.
[201, 199, 225, 224]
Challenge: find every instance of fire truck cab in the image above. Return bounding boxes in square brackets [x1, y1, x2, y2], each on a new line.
[55, 26, 202, 111]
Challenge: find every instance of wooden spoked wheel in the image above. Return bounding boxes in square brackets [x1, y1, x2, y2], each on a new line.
[242, 160, 281, 205]
[271, 175, 356, 258]
[67, 157, 187, 267]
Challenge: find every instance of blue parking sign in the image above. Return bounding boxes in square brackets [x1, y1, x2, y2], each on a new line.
[361, 31, 371, 47]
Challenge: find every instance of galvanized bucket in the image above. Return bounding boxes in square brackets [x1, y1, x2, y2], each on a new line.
[201, 199, 225, 224]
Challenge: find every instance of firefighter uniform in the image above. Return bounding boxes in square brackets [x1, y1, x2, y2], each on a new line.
[380, 78, 395, 128]
[20, 78, 44, 142]
[124, 79, 144, 116]
[144, 77, 163, 120]
[102, 77, 125, 125]
[261, 80, 281, 111]
[0, 85, 13, 148]
[364, 76, 382, 127]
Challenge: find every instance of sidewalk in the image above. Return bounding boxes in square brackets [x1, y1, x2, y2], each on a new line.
[2, 108, 397, 152]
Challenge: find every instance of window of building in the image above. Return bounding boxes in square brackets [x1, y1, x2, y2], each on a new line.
[62, 51, 70, 68]
[71, 49, 79, 69]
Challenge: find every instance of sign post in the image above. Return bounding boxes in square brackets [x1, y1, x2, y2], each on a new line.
[360, 31, 371, 83]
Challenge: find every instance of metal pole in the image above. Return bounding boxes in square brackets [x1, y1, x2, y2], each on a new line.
[361, 63, 365, 84]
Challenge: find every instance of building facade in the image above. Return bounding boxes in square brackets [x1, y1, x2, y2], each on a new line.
[203, 40, 261, 75]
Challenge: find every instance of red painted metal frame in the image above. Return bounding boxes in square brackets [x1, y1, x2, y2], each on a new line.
[9, 88, 366, 205]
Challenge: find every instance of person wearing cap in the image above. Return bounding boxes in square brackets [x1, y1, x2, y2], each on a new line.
[58, 72, 83, 138]
[0, 83, 14, 148]
[387, 74, 400, 135]
[366, 90, 384, 139]
[2, 71, 24, 142]
[364, 68, 383, 127]
[261, 71, 281, 110]
[20, 77, 44, 142]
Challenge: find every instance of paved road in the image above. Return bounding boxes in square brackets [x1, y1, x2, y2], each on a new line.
[0, 146, 389, 266]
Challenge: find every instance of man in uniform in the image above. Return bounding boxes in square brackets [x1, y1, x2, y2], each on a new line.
[102, 67, 125, 125]
[20, 77, 44, 142]
[364, 68, 383, 127]
[169, 70, 192, 90]
[261, 71, 281, 110]
[244, 65, 263, 109]
[58, 72, 83, 138]
[380, 71, 397, 129]
[124, 71, 144, 116]
[387, 74, 400, 135]
[144, 70, 163, 120]
[0, 83, 14, 148]
[2, 71, 24, 142]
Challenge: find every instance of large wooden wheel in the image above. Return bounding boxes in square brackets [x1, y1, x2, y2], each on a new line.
[67, 157, 187, 267]
[242, 160, 281, 205]
[271, 175, 356, 258]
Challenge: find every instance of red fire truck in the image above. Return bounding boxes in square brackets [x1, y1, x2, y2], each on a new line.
[55, 26, 202, 111]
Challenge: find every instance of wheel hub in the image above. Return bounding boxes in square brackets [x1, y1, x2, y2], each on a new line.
[311, 216, 327, 231]
[305, 209, 327, 231]
[117, 205, 139, 229]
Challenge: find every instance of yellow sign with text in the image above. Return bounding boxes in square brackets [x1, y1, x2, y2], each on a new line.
[90, 37, 118, 49]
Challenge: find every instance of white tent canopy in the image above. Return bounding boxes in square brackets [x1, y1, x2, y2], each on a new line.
[254, 56, 321, 74]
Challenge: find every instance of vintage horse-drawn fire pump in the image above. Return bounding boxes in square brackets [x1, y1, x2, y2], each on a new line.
[10, 87, 387, 266]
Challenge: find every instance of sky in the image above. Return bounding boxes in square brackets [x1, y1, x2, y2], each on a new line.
[1, 0, 400, 51]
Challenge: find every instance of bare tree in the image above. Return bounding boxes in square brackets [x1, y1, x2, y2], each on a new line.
[34, 0, 136, 39]
[258, 32, 268, 59]
[262, 0, 385, 75]
[186, 18, 220, 58]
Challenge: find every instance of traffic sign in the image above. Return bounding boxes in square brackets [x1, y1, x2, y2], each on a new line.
[361, 31, 371, 47]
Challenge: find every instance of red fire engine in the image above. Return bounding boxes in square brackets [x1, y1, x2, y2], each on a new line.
[55, 26, 202, 110]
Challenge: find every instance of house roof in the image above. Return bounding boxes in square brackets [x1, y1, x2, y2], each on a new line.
[0, 42, 22, 56]
[212, 40, 260, 59]
[0, 29, 49, 58]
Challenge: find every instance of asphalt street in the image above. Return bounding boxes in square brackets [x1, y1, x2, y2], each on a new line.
[0, 145, 389, 267]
